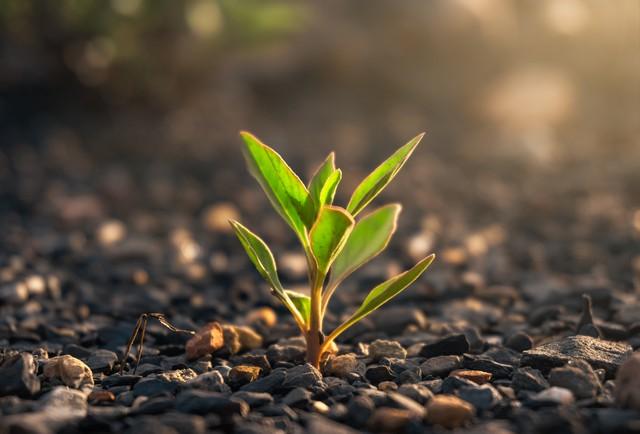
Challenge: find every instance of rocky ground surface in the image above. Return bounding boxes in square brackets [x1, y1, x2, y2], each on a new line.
[1, 145, 640, 434]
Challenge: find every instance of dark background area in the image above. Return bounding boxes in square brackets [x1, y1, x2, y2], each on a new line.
[1, 0, 639, 298]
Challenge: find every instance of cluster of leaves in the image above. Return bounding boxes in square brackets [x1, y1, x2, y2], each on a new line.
[231, 131, 434, 352]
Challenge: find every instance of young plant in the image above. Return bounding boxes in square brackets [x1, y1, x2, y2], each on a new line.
[231, 131, 435, 368]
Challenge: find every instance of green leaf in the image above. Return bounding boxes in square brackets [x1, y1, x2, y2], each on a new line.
[285, 290, 310, 324]
[308, 153, 336, 208]
[240, 132, 315, 245]
[328, 254, 435, 342]
[229, 220, 305, 327]
[346, 133, 425, 216]
[328, 203, 401, 289]
[309, 206, 355, 275]
[317, 169, 341, 208]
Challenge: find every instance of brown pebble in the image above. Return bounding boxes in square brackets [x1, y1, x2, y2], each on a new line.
[229, 365, 261, 386]
[426, 394, 475, 428]
[378, 381, 399, 392]
[185, 322, 224, 360]
[369, 407, 416, 433]
[89, 390, 115, 403]
[450, 369, 492, 385]
[244, 307, 278, 328]
[325, 354, 360, 378]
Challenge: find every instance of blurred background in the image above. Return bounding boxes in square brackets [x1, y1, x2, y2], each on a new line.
[0, 0, 639, 308]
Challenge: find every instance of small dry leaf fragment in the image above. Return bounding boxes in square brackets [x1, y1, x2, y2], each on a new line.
[185, 322, 224, 360]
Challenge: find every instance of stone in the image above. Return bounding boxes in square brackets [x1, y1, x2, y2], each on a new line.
[229, 365, 262, 386]
[450, 369, 492, 385]
[88, 389, 116, 404]
[232, 391, 274, 408]
[124, 418, 179, 434]
[234, 325, 263, 351]
[378, 381, 398, 392]
[462, 357, 513, 379]
[346, 395, 375, 428]
[505, 331, 533, 352]
[3, 386, 89, 433]
[521, 335, 632, 377]
[256, 402, 297, 418]
[325, 354, 363, 378]
[282, 387, 312, 407]
[365, 365, 396, 384]
[397, 384, 433, 404]
[548, 359, 600, 399]
[157, 368, 198, 383]
[187, 370, 229, 393]
[240, 369, 286, 393]
[175, 390, 249, 416]
[419, 334, 470, 358]
[458, 384, 501, 410]
[441, 375, 477, 393]
[306, 414, 360, 434]
[231, 354, 271, 372]
[38, 387, 88, 417]
[530, 387, 575, 406]
[385, 392, 426, 417]
[133, 396, 175, 415]
[481, 347, 521, 367]
[132, 369, 196, 397]
[368, 407, 416, 432]
[102, 374, 141, 389]
[614, 352, 640, 410]
[185, 322, 224, 360]
[369, 340, 407, 361]
[282, 364, 322, 389]
[244, 307, 278, 328]
[426, 394, 475, 429]
[420, 355, 462, 377]
[158, 412, 206, 434]
[43, 355, 94, 390]
[133, 378, 181, 397]
[222, 324, 242, 354]
[266, 344, 306, 364]
[0, 353, 40, 398]
[85, 349, 118, 373]
[512, 367, 549, 392]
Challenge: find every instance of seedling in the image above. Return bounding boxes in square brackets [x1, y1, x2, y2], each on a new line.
[119, 132, 435, 373]
[232, 131, 435, 368]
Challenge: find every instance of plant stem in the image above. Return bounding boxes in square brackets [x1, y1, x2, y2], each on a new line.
[306, 271, 324, 369]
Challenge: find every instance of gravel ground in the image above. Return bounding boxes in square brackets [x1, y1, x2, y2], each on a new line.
[1, 139, 639, 434]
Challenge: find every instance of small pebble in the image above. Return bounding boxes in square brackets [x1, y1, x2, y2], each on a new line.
[426, 394, 475, 428]
[185, 322, 224, 360]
